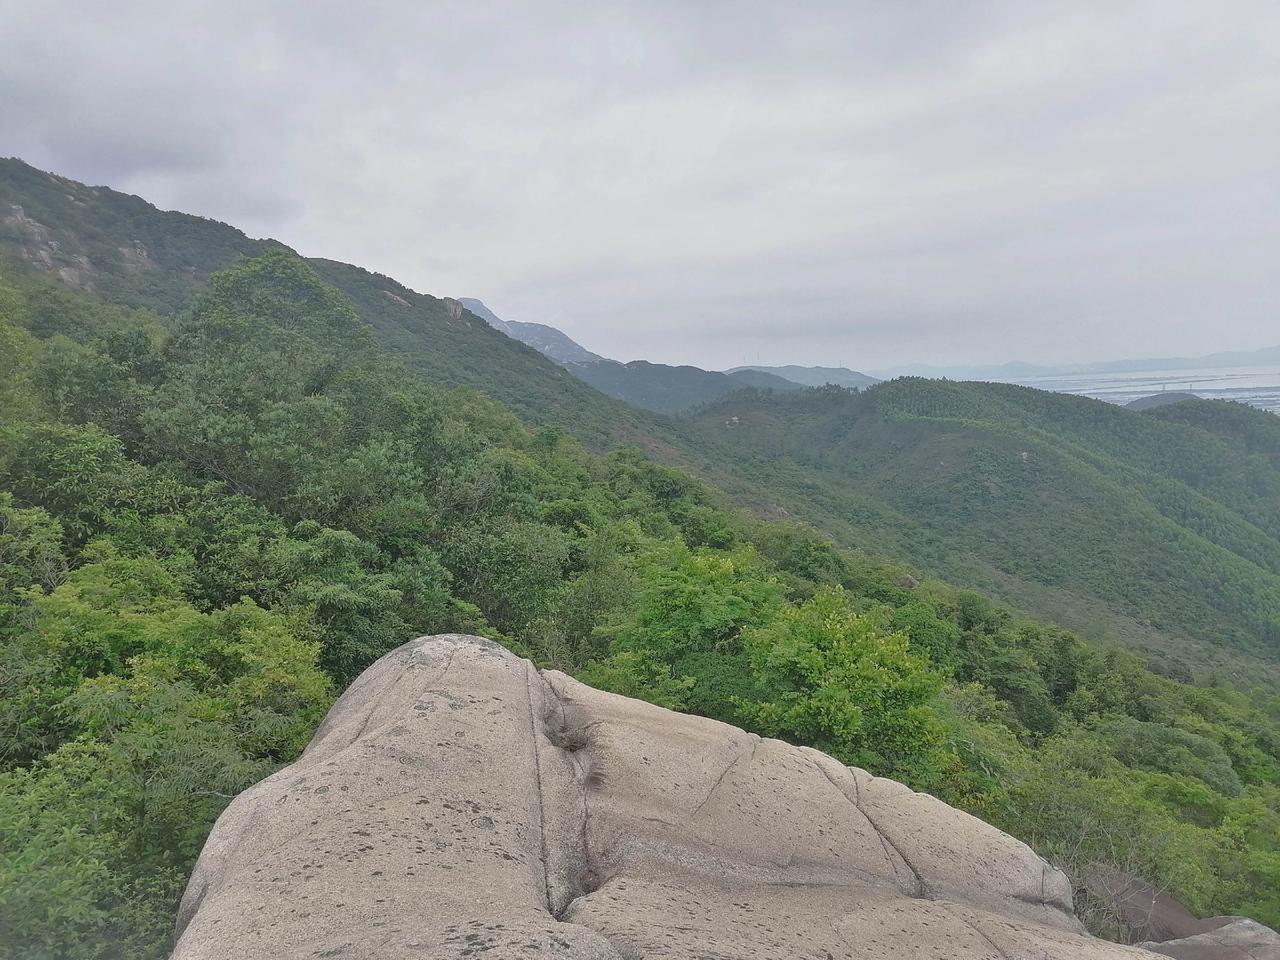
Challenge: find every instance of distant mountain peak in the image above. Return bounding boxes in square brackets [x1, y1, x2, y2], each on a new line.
[728, 364, 879, 390]
[457, 298, 603, 363]
[455, 301, 813, 413]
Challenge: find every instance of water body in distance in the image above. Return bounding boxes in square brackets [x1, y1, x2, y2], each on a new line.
[1008, 365, 1280, 413]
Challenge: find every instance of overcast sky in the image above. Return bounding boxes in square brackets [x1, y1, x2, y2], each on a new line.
[2, 2, 1278, 370]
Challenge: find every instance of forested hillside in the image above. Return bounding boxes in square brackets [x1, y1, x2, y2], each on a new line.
[690, 381, 1280, 677]
[9, 157, 1278, 677]
[457, 297, 804, 413]
[1, 252, 1278, 959]
[565, 357, 802, 413]
[0, 159, 664, 447]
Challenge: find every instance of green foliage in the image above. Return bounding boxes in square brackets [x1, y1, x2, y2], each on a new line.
[576, 651, 695, 710]
[1101, 717, 1242, 797]
[0, 288, 42, 421]
[602, 542, 784, 664]
[0, 493, 65, 602]
[0, 212, 1276, 957]
[443, 520, 574, 635]
[690, 378, 1280, 669]
[740, 587, 946, 783]
[1, 743, 127, 960]
[0, 531, 330, 959]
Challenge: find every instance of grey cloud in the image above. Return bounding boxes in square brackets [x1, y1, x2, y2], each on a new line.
[1, 0, 1277, 370]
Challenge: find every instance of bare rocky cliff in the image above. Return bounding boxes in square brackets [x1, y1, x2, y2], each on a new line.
[172, 635, 1277, 959]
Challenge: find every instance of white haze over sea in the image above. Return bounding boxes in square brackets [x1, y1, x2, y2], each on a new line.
[1006, 365, 1280, 413]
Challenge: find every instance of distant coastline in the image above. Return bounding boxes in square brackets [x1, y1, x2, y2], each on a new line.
[874, 344, 1280, 383]
[1012, 364, 1280, 414]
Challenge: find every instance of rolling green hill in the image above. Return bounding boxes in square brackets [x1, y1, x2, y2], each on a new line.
[690, 380, 1280, 671]
[2, 161, 1279, 955]
[565, 357, 802, 413]
[5, 157, 1280, 679]
[728, 363, 880, 390]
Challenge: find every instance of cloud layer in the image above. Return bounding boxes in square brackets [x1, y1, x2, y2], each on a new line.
[3, 1, 1277, 369]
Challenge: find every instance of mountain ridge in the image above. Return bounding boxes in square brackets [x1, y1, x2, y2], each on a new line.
[458, 296, 606, 363]
[5, 156, 1280, 676]
[729, 363, 879, 390]
[4, 173, 1280, 955]
[457, 295, 804, 412]
[0, 158, 676, 448]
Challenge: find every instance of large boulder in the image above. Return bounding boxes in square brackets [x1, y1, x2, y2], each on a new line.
[173, 634, 1164, 959]
[1141, 918, 1280, 960]
[1086, 867, 1280, 959]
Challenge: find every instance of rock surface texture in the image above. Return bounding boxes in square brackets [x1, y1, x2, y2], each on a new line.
[171, 635, 1249, 959]
[1141, 919, 1280, 960]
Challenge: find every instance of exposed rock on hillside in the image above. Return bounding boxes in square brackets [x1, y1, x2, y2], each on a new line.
[1088, 867, 1280, 958]
[457, 298, 604, 363]
[1141, 918, 1280, 959]
[171, 635, 1234, 959]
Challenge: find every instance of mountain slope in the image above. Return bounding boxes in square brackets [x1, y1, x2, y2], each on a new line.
[690, 381, 1280, 667]
[0, 157, 273, 312]
[308, 260, 663, 444]
[6, 157, 1280, 675]
[458, 296, 801, 412]
[566, 357, 802, 413]
[454, 295, 513, 334]
[729, 363, 879, 390]
[506, 319, 604, 363]
[0, 158, 669, 447]
[458, 296, 606, 363]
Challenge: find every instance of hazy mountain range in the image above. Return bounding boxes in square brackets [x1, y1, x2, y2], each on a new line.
[5, 157, 1280, 952]
[457, 297, 604, 364]
[464, 289, 1278, 394]
[461, 293, 1280, 400]
[5, 157, 1280, 673]
[459, 297, 876, 412]
[875, 344, 1280, 381]
[728, 364, 879, 390]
